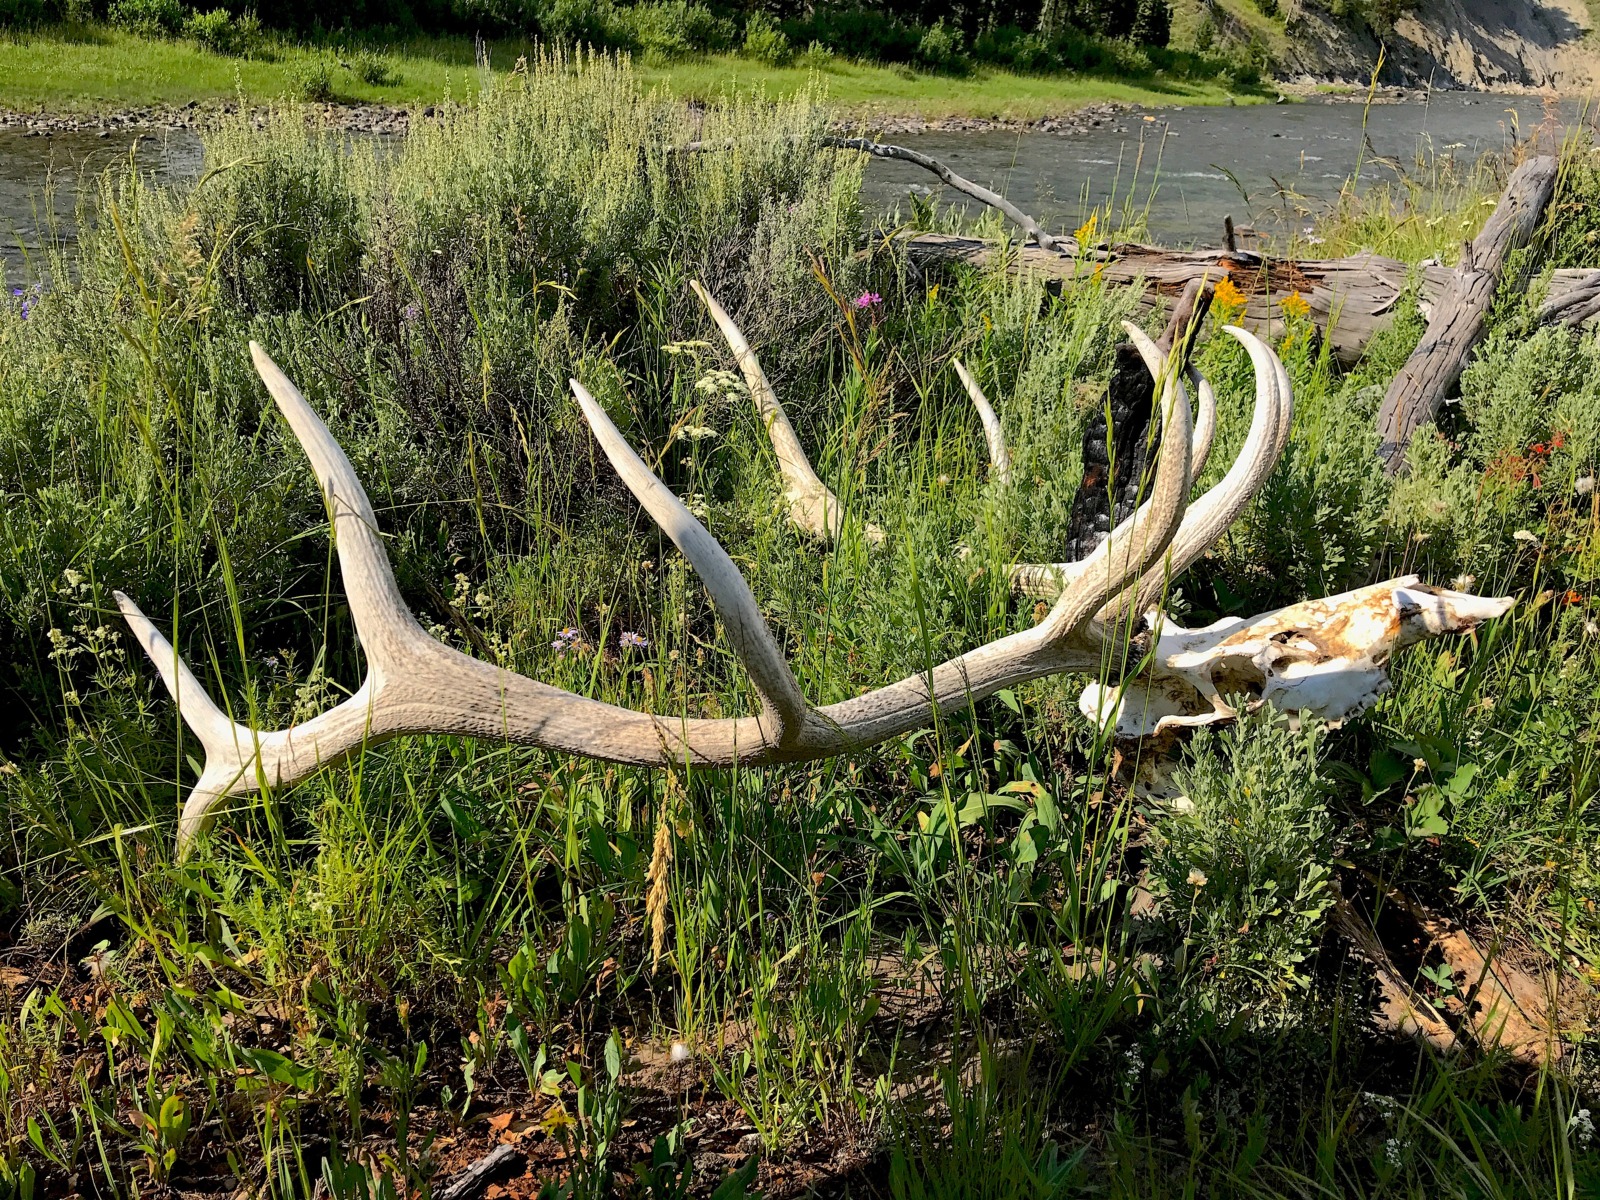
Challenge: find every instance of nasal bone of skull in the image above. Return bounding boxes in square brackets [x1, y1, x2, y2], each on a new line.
[1394, 585, 1517, 648]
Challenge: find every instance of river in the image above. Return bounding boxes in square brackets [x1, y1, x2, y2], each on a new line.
[0, 92, 1580, 283]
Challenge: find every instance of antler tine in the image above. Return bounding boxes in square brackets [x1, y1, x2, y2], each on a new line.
[249, 344, 431, 668]
[1040, 331, 1192, 638]
[1119, 324, 1287, 618]
[114, 593, 246, 760]
[571, 381, 810, 738]
[1005, 325, 1200, 601]
[1267, 338, 1295, 460]
[115, 596, 302, 850]
[1187, 364, 1217, 479]
[1121, 324, 1208, 480]
[952, 358, 1011, 483]
[689, 280, 846, 541]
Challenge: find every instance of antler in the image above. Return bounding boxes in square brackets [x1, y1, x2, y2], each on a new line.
[119, 292, 1511, 856]
[121, 320, 1193, 852]
[690, 281, 884, 545]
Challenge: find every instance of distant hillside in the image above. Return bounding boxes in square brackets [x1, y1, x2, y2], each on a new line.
[1180, 0, 1599, 90]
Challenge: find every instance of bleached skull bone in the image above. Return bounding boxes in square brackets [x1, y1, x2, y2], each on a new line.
[1078, 578, 1516, 739]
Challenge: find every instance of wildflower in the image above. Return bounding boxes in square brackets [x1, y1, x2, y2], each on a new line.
[1073, 212, 1098, 245]
[676, 424, 719, 442]
[401, 302, 421, 323]
[264, 655, 280, 670]
[63, 568, 84, 588]
[852, 291, 882, 310]
[669, 1041, 692, 1063]
[1571, 1108, 1595, 1149]
[1383, 1136, 1406, 1168]
[620, 630, 649, 650]
[1186, 867, 1208, 888]
[1212, 276, 1246, 312]
[1512, 530, 1540, 545]
[694, 369, 743, 398]
[1577, 476, 1595, 496]
[1587, 620, 1599, 637]
[1280, 290, 1311, 319]
[542, 1103, 576, 1135]
[1119, 1044, 1143, 1085]
[557, 627, 580, 641]
[1565, 590, 1584, 606]
[1412, 757, 1428, 773]
[1451, 573, 1476, 591]
[1305, 235, 1324, 245]
[81, 941, 115, 981]
[1363, 1091, 1400, 1119]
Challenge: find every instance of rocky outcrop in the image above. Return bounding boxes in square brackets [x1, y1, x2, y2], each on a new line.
[1281, 0, 1596, 90]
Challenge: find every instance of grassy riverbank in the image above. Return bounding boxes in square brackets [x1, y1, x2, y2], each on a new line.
[0, 22, 1250, 118]
[2, 49, 1598, 1200]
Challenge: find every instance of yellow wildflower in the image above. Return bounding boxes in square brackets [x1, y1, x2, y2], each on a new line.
[1280, 290, 1311, 319]
[1213, 277, 1247, 312]
[1074, 212, 1099, 245]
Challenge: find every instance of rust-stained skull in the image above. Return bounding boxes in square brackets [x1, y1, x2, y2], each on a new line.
[1079, 576, 1516, 739]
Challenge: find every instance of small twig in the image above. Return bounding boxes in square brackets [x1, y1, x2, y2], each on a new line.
[438, 1144, 525, 1200]
[822, 136, 1074, 254]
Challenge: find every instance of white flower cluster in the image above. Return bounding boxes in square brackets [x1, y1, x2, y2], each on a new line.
[694, 369, 745, 400]
[1570, 1107, 1594, 1149]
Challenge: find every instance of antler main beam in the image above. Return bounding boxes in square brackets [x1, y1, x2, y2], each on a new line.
[119, 290, 1512, 856]
[121, 314, 1194, 852]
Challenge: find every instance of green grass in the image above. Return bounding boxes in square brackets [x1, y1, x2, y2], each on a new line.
[0, 23, 1251, 117]
[640, 53, 1250, 119]
[0, 25, 498, 110]
[0, 49, 1598, 1200]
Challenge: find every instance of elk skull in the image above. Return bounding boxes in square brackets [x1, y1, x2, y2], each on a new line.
[1078, 579, 1515, 739]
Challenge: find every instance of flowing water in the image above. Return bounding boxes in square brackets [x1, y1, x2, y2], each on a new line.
[858, 93, 1575, 247]
[0, 93, 1580, 287]
[0, 127, 202, 282]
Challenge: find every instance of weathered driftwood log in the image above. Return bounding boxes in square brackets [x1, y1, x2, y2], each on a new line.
[1539, 268, 1600, 327]
[906, 235, 1598, 368]
[1376, 155, 1559, 473]
[902, 233, 1454, 367]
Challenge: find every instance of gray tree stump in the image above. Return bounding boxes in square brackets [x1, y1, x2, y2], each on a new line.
[1375, 156, 1559, 473]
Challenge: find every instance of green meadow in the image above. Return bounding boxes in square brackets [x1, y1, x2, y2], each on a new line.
[0, 49, 1598, 1199]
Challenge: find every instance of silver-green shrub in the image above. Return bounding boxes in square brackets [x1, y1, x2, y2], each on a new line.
[1148, 710, 1336, 1014]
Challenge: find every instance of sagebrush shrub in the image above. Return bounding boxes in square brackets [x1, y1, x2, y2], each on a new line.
[742, 11, 790, 64]
[1149, 711, 1336, 1014]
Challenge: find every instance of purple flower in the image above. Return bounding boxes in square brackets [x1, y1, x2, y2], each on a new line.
[401, 302, 421, 323]
[620, 631, 649, 650]
[557, 627, 580, 641]
[853, 291, 882, 310]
